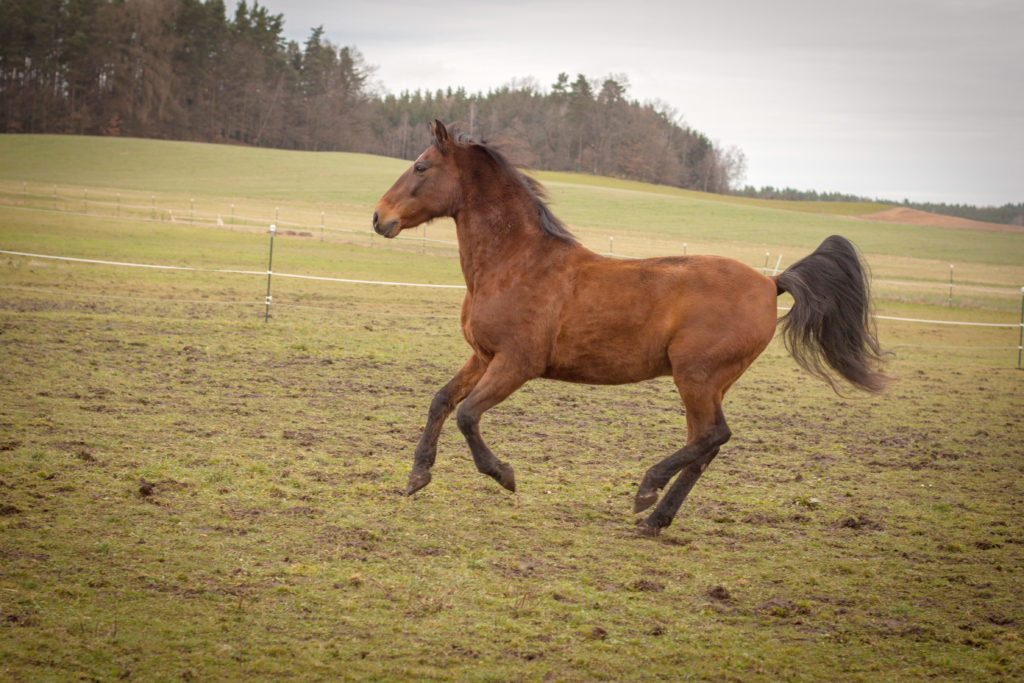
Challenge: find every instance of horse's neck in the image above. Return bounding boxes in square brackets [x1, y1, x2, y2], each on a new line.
[454, 204, 545, 291]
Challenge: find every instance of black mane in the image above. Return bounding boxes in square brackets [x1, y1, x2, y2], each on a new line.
[454, 133, 578, 244]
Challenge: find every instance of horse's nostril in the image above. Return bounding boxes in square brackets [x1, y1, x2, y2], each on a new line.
[372, 211, 379, 229]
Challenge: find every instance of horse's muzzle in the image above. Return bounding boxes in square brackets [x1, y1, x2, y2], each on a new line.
[372, 211, 399, 238]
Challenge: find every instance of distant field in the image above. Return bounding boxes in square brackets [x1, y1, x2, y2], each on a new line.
[3, 136, 1023, 276]
[1, 135, 1022, 680]
[538, 171, 893, 216]
[0, 134, 403, 204]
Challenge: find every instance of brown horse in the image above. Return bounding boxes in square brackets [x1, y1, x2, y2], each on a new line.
[373, 120, 888, 536]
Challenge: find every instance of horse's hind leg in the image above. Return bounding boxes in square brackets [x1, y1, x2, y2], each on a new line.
[406, 354, 487, 495]
[634, 403, 730, 515]
[455, 356, 530, 493]
[634, 383, 732, 536]
[636, 442, 724, 536]
[633, 439, 724, 514]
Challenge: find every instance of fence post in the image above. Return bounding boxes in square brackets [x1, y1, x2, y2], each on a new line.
[948, 265, 954, 307]
[321, 211, 325, 242]
[265, 224, 276, 323]
[1018, 286, 1023, 369]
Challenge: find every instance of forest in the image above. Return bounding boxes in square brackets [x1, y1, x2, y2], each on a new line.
[0, 0, 743, 193]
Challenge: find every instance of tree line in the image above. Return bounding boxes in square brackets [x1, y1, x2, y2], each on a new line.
[0, 0, 744, 193]
[736, 186, 1024, 226]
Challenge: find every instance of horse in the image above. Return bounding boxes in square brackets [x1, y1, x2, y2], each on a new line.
[373, 120, 889, 536]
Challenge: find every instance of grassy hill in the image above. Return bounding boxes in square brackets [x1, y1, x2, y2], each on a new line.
[2, 135, 1021, 273]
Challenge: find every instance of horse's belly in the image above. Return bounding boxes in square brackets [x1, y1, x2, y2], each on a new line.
[543, 343, 671, 385]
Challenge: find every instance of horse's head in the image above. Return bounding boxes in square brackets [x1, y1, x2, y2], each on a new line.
[373, 120, 461, 238]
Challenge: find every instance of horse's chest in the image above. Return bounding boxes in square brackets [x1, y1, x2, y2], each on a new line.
[460, 289, 556, 359]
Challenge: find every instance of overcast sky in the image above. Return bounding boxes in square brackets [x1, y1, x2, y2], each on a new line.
[258, 0, 1022, 206]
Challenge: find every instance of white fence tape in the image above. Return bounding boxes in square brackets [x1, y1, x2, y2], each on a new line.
[0, 250, 465, 289]
[3, 249, 1020, 330]
[3, 189, 1019, 296]
[271, 271, 463, 289]
[872, 314, 1018, 328]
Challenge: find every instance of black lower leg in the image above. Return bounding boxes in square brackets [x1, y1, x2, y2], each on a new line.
[412, 388, 452, 466]
[457, 409, 516, 492]
[637, 447, 720, 534]
[406, 388, 454, 495]
[406, 357, 487, 496]
[634, 443, 706, 513]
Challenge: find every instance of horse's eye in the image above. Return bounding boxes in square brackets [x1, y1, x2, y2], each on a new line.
[414, 162, 427, 174]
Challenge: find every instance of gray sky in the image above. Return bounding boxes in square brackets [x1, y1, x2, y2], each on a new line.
[259, 0, 1023, 206]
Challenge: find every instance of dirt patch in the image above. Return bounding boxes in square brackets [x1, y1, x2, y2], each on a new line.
[756, 597, 810, 618]
[55, 440, 97, 462]
[839, 515, 882, 531]
[707, 585, 731, 601]
[3, 613, 37, 627]
[137, 478, 191, 497]
[282, 429, 321, 448]
[853, 207, 1022, 232]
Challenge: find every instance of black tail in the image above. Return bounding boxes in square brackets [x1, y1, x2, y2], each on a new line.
[774, 235, 890, 393]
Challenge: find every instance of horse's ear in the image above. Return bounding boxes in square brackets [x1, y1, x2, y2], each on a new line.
[430, 119, 450, 152]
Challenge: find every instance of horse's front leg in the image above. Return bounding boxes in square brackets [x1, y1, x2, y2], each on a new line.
[455, 355, 531, 493]
[406, 354, 487, 495]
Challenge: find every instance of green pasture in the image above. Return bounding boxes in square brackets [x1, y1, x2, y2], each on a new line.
[0, 134, 402, 205]
[1, 136, 1022, 680]
[2, 136, 1023, 282]
[537, 171, 893, 216]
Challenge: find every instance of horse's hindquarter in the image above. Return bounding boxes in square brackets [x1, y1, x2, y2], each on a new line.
[543, 255, 778, 384]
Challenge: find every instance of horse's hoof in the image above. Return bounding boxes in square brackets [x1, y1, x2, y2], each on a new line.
[633, 491, 658, 514]
[496, 463, 516, 492]
[634, 520, 662, 537]
[405, 470, 432, 496]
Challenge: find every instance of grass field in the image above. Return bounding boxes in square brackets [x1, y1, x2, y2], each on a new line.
[1, 135, 1022, 680]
